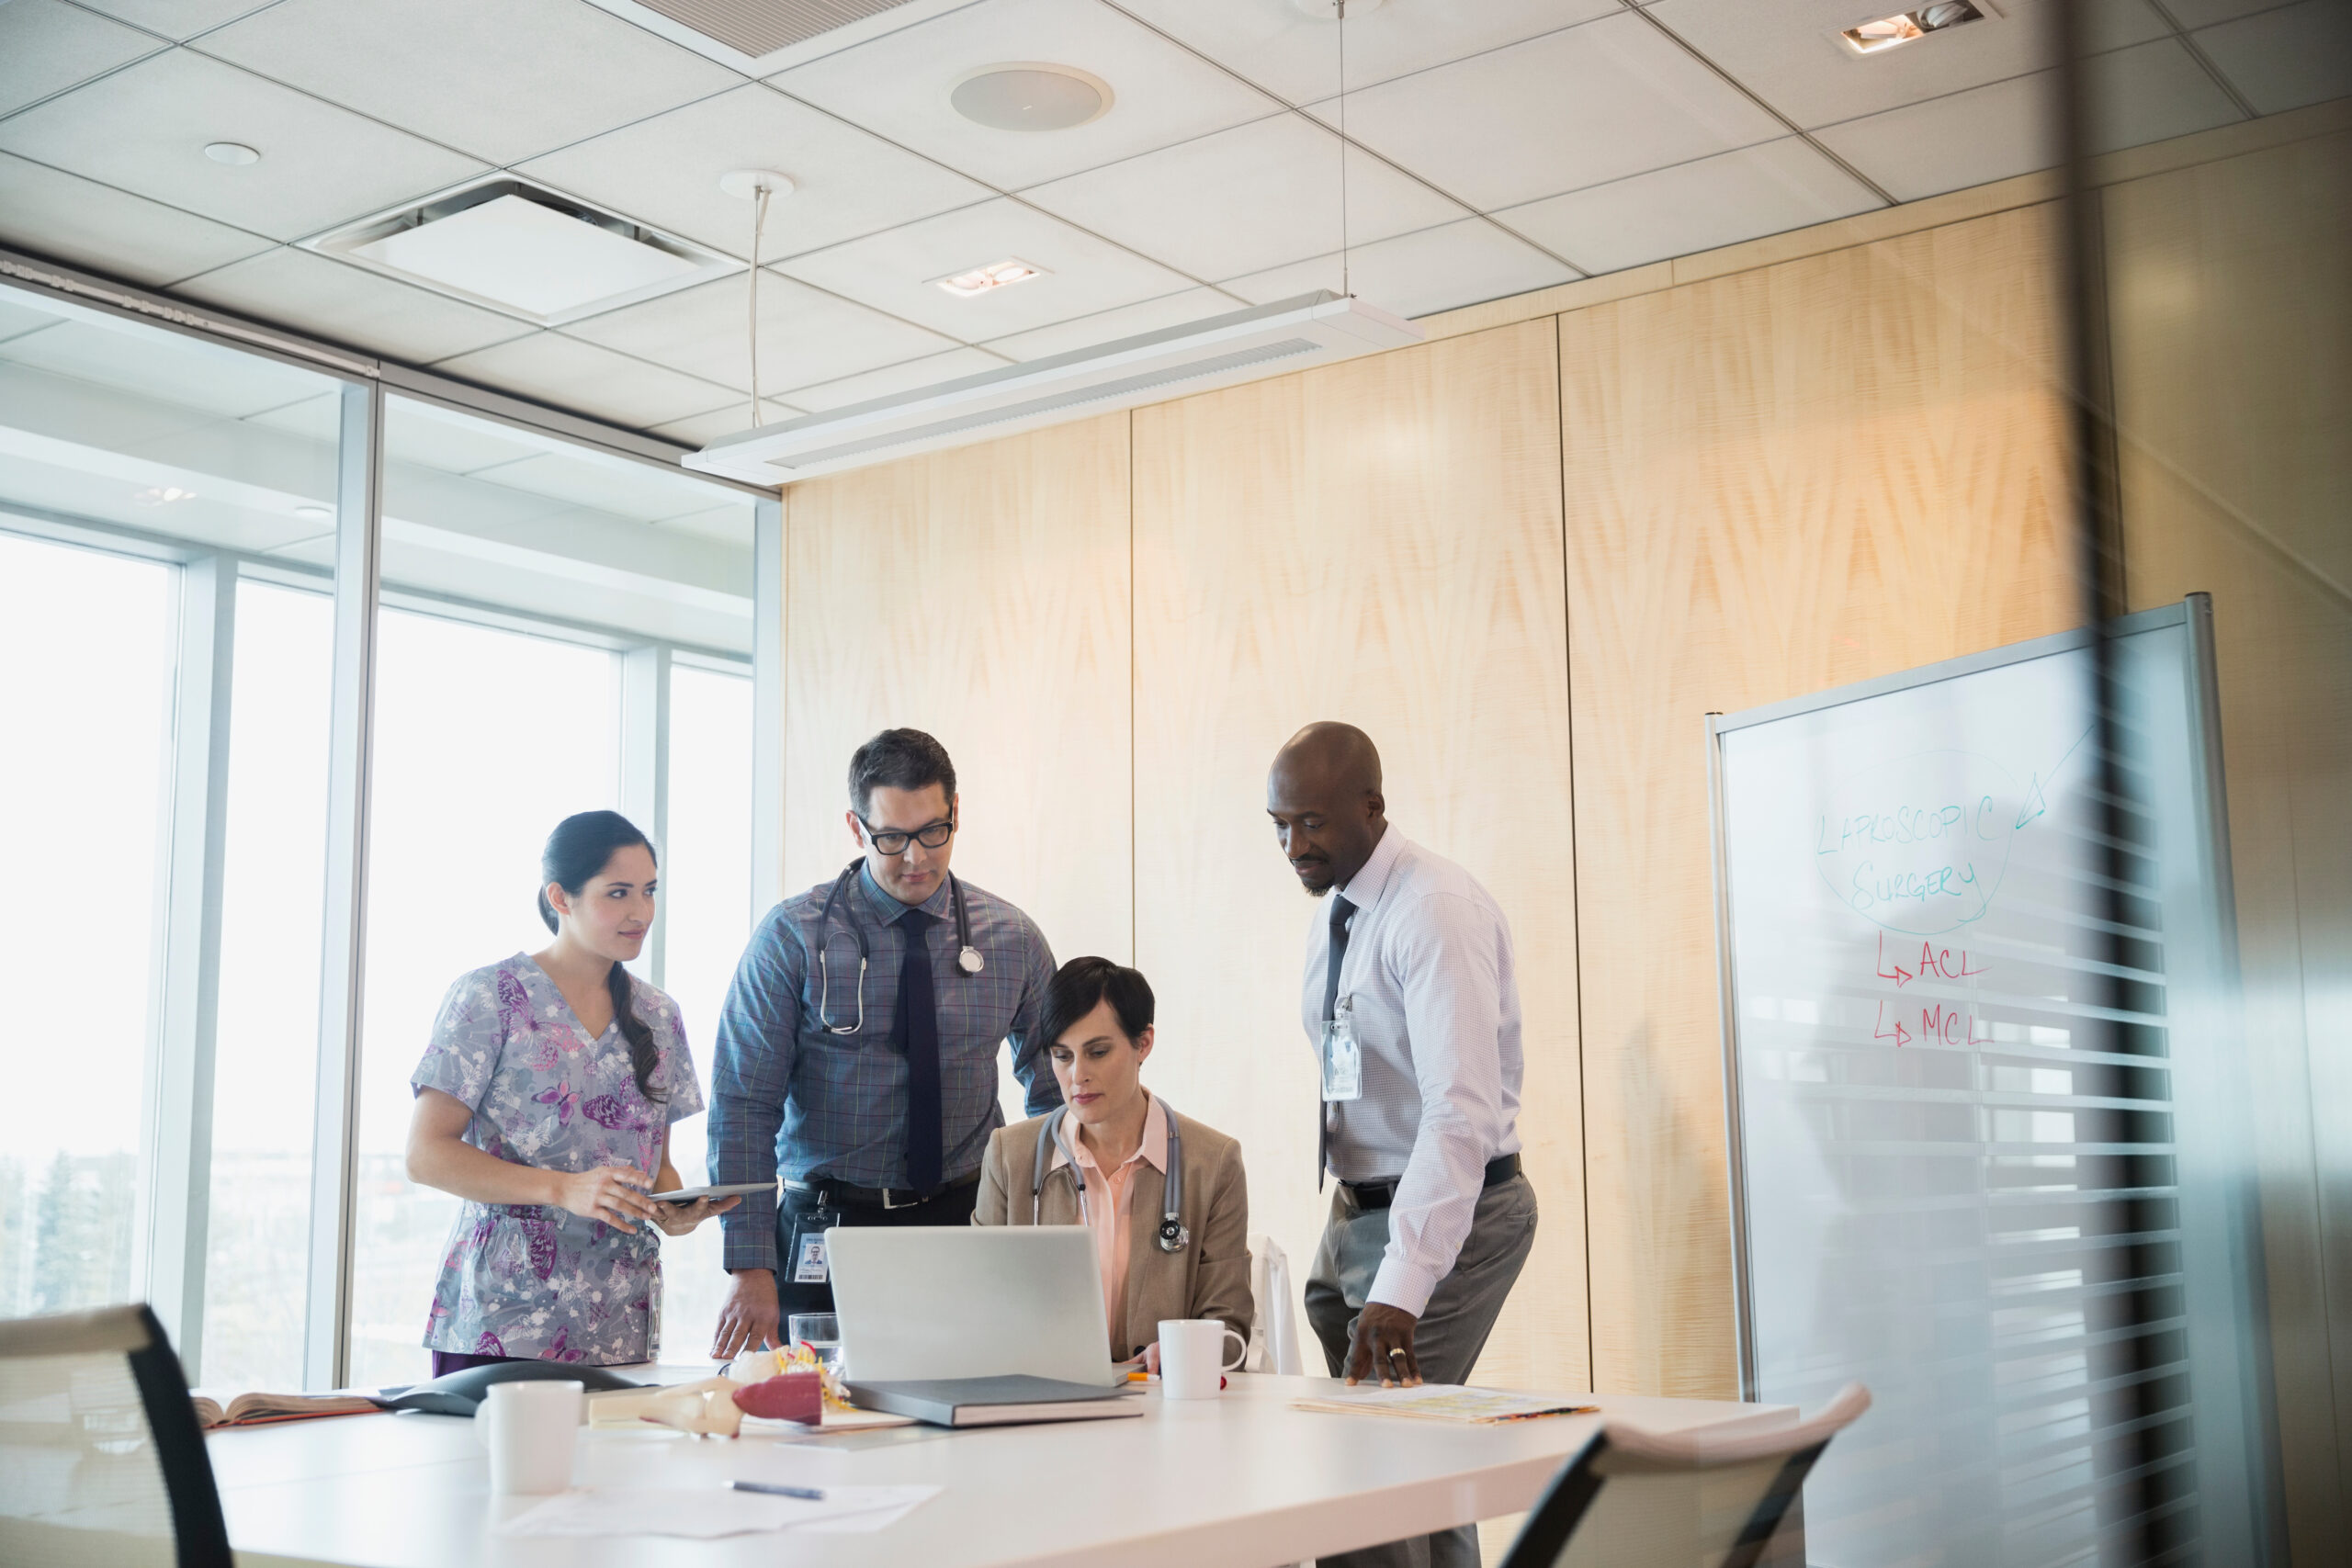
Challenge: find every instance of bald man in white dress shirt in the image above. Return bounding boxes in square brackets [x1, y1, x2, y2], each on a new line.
[1267, 722, 1538, 1568]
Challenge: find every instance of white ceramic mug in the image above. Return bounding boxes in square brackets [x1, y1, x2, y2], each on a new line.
[475, 1380, 582, 1495]
[1159, 1318, 1247, 1401]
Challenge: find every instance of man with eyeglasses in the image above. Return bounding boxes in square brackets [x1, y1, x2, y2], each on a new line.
[707, 728, 1061, 1353]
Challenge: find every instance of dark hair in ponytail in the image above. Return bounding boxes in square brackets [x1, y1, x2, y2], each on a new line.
[539, 810, 666, 1105]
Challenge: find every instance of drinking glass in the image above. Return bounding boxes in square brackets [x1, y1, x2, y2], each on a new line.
[787, 1312, 843, 1378]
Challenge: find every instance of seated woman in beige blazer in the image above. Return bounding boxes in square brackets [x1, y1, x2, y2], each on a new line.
[974, 956, 1252, 1368]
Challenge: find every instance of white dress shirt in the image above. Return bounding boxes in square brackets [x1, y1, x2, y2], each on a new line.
[1298, 825, 1523, 1316]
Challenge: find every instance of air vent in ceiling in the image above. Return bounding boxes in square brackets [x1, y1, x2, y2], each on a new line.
[632, 0, 923, 58]
[685, 292, 1422, 484]
[305, 177, 734, 327]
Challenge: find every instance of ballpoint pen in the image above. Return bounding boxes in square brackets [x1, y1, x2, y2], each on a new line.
[730, 1480, 827, 1501]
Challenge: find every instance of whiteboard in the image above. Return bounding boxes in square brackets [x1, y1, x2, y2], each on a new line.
[1709, 598, 2277, 1567]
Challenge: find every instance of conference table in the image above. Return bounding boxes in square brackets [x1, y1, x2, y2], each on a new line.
[207, 1368, 1795, 1568]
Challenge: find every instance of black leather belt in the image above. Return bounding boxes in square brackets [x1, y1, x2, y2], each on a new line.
[784, 1170, 980, 1211]
[1340, 1153, 1521, 1211]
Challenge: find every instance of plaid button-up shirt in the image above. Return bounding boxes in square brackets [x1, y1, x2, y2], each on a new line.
[707, 861, 1060, 1272]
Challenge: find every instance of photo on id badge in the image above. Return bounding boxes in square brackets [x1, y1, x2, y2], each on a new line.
[1322, 996, 1363, 1102]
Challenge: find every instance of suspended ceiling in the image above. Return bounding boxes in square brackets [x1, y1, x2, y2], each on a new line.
[0, 0, 2338, 446]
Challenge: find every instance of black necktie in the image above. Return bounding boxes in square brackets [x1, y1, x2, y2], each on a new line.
[1318, 894, 1354, 1189]
[894, 907, 943, 1192]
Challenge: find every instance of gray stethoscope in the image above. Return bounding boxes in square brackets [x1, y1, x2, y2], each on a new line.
[1030, 1098, 1190, 1254]
[812, 856, 982, 1035]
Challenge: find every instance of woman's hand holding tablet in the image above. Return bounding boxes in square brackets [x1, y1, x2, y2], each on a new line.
[552, 1164, 662, 1230]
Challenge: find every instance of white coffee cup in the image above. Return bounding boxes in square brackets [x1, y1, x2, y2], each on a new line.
[475, 1381, 582, 1495]
[1159, 1318, 1247, 1401]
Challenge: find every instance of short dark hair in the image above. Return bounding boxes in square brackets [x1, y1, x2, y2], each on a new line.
[847, 728, 956, 817]
[1036, 957, 1156, 1055]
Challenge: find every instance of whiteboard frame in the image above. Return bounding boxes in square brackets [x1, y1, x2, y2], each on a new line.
[1704, 594, 2224, 1402]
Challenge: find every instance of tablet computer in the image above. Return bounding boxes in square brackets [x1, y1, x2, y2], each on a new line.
[647, 1181, 774, 1203]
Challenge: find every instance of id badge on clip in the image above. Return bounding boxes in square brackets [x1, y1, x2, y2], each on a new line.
[1321, 997, 1363, 1103]
[792, 1224, 830, 1284]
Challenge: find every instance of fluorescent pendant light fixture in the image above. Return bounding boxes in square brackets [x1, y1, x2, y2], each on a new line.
[933, 258, 1047, 298]
[308, 177, 734, 325]
[686, 291, 1420, 484]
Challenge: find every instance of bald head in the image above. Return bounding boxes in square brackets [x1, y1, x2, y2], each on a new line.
[1267, 722, 1387, 896]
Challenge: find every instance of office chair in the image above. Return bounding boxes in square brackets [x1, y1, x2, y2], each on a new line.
[0, 1303, 235, 1567]
[1498, 1382, 1871, 1568]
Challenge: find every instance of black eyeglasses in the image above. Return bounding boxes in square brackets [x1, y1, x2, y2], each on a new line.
[860, 815, 956, 855]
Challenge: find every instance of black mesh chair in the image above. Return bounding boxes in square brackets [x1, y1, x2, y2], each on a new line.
[1498, 1382, 1871, 1568]
[0, 1303, 235, 1567]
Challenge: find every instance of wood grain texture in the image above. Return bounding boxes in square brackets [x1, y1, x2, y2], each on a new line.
[1130, 318, 1589, 1396]
[1559, 203, 2079, 1398]
[780, 412, 1133, 983]
[2106, 128, 2352, 1564]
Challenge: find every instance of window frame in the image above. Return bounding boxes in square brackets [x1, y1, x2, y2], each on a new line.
[0, 244, 779, 1388]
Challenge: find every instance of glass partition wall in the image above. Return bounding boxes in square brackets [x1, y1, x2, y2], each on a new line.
[0, 276, 773, 1392]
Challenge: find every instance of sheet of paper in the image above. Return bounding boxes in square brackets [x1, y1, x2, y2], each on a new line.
[495, 1484, 940, 1539]
[1290, 1383, 1598, 1423]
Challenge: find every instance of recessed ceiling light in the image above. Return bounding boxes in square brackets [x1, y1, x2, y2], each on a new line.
[950, 64, 1113, 131]
[135, 486, 197, 505]
[933, 259, 1048, 298]
[293, 503, 333, 521]
[204, 141, 261, 165]
[1841, 2, 1983, 54]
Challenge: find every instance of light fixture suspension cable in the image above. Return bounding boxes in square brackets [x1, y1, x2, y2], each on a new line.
[748, 182, 773, 427]
[1337, 0, 1350, 299]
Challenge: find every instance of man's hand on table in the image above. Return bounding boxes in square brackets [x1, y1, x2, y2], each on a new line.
[710, 1268, 781, 1359]
[1344, 1303, 1422, 1387]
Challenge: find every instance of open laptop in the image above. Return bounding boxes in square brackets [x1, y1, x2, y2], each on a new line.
[825, 1226, 1123, 1390]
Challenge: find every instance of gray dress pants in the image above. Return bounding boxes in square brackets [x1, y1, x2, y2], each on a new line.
[1304, 1173, 1540, 1568]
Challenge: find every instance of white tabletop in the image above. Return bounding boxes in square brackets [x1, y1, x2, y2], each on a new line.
[208, 1371, 1792, 1568]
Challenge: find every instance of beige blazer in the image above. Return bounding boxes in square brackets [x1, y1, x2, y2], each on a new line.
[973, 1102, 1253, 1361]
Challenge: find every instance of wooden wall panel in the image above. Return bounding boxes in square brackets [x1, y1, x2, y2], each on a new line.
[1560, 204, 2079, 1398]
[2106, 128, 2352, 1563]
[1130, 318, 1589, 1396]
[780, 412, 1132, 983]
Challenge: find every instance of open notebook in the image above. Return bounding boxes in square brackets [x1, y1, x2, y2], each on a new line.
[189, 1391, 384, 1429]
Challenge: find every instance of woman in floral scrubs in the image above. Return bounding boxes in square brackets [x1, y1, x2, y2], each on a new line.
[406, 811, 737, 1373]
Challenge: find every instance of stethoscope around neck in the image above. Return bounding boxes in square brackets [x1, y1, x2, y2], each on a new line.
[1031, 1097, 1189, 1255]
[812, 856, 982, 1035]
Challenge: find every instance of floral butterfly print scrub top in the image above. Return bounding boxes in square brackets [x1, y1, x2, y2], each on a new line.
[412, 953, 704, 1365]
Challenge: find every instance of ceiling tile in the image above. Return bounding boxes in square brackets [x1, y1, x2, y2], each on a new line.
[1312, 13, 1782, 211]
[652, 400, 805, 448]
[516, 84, 989, 262]
[782, 345, 1014, 412]
[170, 246, 530, 362]
[775, 197, 1196, 338]
[0, 50, 488, 242]
[0, 150, 274, 285]
[432, 332, 742, 430]
[2195, 2, 2352, 115]
[1813, 41, 2239, 203]
[772, 0, 1283, 188]
[981, 287, 1238, 359]
[69, 0, 275, 40]
[1496, 137, 1880, 276]
[1114, 0, 1617, 104]
[563, 270, 960, 395]
[1643, 0, 2170, 130]
[1220, 218, 1574, 318]
[1023, 113, 1469, 282]
[2162, 0, 2294, 24]
[0, 0, 164, 117]
[196, 0, 743, 165]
